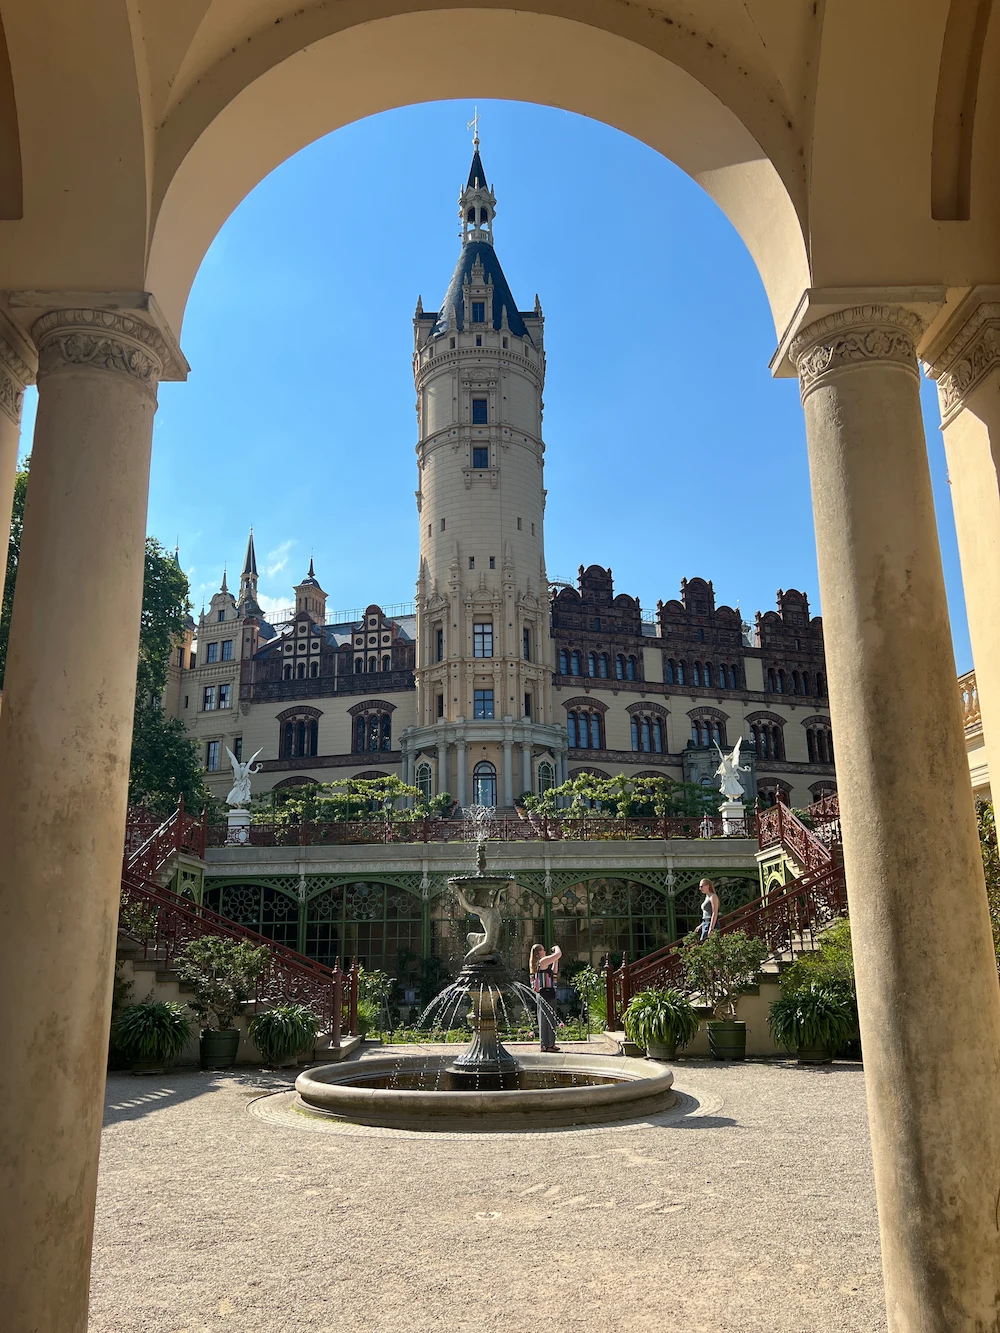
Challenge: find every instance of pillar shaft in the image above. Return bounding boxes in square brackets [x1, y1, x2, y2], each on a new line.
[521, 742, 532, 797]
[0, 308, 168, 1333]
[791, 305, 1000, 1332]
[456, 739, 468, 807]
[502, 738, 514, 808]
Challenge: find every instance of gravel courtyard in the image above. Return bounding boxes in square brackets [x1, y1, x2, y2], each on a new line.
[91, 1048, 885, 1333]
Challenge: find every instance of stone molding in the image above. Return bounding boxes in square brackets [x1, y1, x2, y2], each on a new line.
[562, 695, 608, 714]
[800, 714, 833, 727]
[686, 705, 730, 721]
[745, 710, 787, 726]
[625, 701, 669, 719]
[347, 698, 397, 716]
[0, 336, 33, 425]
[927, 298, 1000, 425]
[789, 305, 923, 399]
[275, 705, 324, 722]
[32, 308, 171, 398]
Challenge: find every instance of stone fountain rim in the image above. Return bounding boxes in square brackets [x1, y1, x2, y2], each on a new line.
[294, 1053, 673, 1127]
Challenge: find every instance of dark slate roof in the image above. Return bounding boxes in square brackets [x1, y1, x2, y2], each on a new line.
[242, 531, 258, 577]
[431, 242, 532, 341]
[467, 150, 488, 190]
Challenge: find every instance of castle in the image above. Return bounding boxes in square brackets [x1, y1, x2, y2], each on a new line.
[166, 145, 836, 810]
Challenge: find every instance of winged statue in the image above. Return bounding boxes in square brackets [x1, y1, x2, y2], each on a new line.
[225, 747, 263, 808]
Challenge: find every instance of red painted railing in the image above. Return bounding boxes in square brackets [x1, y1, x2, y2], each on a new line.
[120, 806, 356, 1040]
[756, 794, 840, 871]
[125, 796, 207, 883]
[205, 811, 758, 848]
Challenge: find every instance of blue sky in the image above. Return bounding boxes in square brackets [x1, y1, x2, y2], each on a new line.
[19, 99, 972, 669]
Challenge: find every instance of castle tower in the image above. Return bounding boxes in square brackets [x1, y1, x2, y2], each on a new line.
[403, 138, 566, 809]
[294, 557, 327, 622]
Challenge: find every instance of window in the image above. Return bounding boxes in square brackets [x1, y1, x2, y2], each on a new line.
[474, 689, 494, 719]
[517, 517, 522, 530]
[570, 650, 581, 675]
[472, 446, 489, 468]
[665, 659, 675, 684]
[626, 655, 638, 681]
[354, 658, 363, 673]
[416, 763, 433, 802]
[677, 661, 685, 685]
[616, 654, 625, 680]
[282, 715, 319, 758]
[218, 683, 231, 709]
[502, 336, 508, 348]
[471, 301, 485, 323]
[692, 715, 727, 748]
[206, 740, 220, 771]
[203, 686, 216, 711]
[704, 663, 713, 687]
[436, 628, 444, 662]
[284, 664, 293, 680]
[473, 761, 497, 807]
[523, 627, 531, 660]
[807, 724, 834, 764]
[450, 337, 456, 349]
[221, 640, 233, 661]
[816, 672, 827, 697]
[206, 641, 219, 664]
[537, 761, 554, 795]
[588, 652, 597, 677]
[777, 670, 786, 694]
[310, 661, 319, 677]
[693, 662, 701, 687]
[473, 623, 493, 657]
[233, 737, 242, 762]
[469, 557, 475, 570]
[177, 646, 185, 667]
[802, 671, 810, 695]
[631, 714, 665, 753]
[767, 668, 777, 692]
[382, 655, 391, 672]
[183, 695, 189, 709]
[567, 709, 603, 750]
[440, 517, 446, 531]
[559, 648, 569, 674]
[489, 556, 495, 569]
[475, 335, 482, 347]
[352, 710, 391, 754]
[524, 692, 532, 718]
[599, 654, 609, 677]
[472, 398, 488, 423]
[218, 610, 225, 622]
[297, 663, 306, 679]
[437, 693, 445, 718]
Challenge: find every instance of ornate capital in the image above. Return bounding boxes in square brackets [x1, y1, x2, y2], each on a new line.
[32, 308, 170, 398]
[926, 300, 1000, 426]
[0, 336, 34, 425]
[790, 305, 923, 399]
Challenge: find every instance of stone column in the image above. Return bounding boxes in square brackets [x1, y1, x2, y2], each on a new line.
[521, 741, 533, 797]
[790, 304, 1000, 1333]
[925, 292, 1000, 794]
[0, 312, 36, 613]
[456, 738, 468, 807]
[0, 307, 177, 1333]
[438, 741, 450, 800]
[502, 737, 514, 808]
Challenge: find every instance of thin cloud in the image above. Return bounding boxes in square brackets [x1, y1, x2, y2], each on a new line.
[265, 540, 294, 577]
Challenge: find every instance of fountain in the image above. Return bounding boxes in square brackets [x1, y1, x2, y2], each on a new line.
[295, 808, 675, 1130]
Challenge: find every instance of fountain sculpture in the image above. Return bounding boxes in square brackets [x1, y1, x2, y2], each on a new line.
[294, 808, 675, 1129]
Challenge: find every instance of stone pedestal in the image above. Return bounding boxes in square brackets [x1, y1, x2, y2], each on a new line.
[226, 808, 251, 845]
[718, 800, 745, 836]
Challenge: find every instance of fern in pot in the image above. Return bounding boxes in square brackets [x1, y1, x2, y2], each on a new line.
[248, 1004, 321, 1067]
[624, 987, 698, 1060]
[768, 980, 857, 1064]
[113, 1001, 192, 1074]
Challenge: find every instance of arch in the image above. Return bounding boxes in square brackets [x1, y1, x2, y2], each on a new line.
[415, 761, 433, 802]
[347, 699, 397, 716]
[626, 701, 668, 719]
[563, 696, 609, 714]
[472, 760, 497, 807]
[145, 9, 810, 339]
[272, 775, 318, 789]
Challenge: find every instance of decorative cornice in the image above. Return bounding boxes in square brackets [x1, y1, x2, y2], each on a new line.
[32, 308, 170, 398]
[275, 705, 324, 722]
[746, 710, 787, 726]
[347, 698, 398, 717]
[626, 701, 669, 718]
[0, 336, 33, 424]
[927, 300, 1000, 425]
[800, 714, 833, 728]
[686, 705, 730, 721]
[562, 695, 608, 714]
[789, 305, 923, 398]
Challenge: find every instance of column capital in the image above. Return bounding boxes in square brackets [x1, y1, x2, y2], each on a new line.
[32, 308, 179, 400]
[0, 308, 36, 426]
[789, 305, 923, 399]
[921, 286, 1000, 426]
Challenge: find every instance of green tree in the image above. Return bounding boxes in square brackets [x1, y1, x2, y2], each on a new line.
[977, 802, 1000, 976]
[128, 539, 208, 814]
[0, 455, 29, 685]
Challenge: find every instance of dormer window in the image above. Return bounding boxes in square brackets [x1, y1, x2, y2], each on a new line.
[472, 301, 485, 323]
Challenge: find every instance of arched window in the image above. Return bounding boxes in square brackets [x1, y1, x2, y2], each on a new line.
[802, 671, 810, 695]
[792, 670, 801, 695]
[693, 662, 702, 687]
[676, 661, 685, 685]
[616, 654, 625, 680]
[352, 708, 393, 755]
[653, 718, 664, 753]
[354, 716, 365, 752]
[691, 720, 700, 745]
[382, 655, 391, 672]
[816, 671, 826, 697]
[588, 652, 597, 677]
[641, 717, 651, 751]
[599, 653, 609, 678]
[777, 669, 786, 694]
[631, 717, 640, 750]
[354, 658, 364, 673]
[571, 650, 582, 676]
[537, 761, 555, 794]
[767, 668, 777, 692]
[368, 657, 377, 673]
[295, 662, 305, 679]
[416, 763, 432, 802]
[704, 663, 713, 687]
[283, 664, 292, 680]
[626, 655, 637, 680]
[559, 648, 569, 674]
[665, 659, 675, 684]
[381, 715, 392, 751]
[282, 722, 294, 758]
[567, 713, 578, 748]
[711, 721, 722, 745]
[771, 725, 785, 759]
[473, 761, 497, 807]
[310, 660, 318, 678]
[807, 729, 817, 762]
[590, 713, 601, 749]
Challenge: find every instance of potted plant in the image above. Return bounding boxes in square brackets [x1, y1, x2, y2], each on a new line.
[112, 1000, 191, 1074]
[768, 980, 857, 1063]
[679, 929, 769, 1060]
[248, 1003, 321, 1067]
[623, 987, 698, 1060]
[174, 937, 270, 1069]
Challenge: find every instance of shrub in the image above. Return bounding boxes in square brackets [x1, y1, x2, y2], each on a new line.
[248, 1004, 320, 1064]
[355, 997, 381, 1038]
[174, 936, 270, 1030]
[780, 917, 855, 997]
[679, 929, 769, 1019]
[624, 987, 699, 1051]
[113, 1001, 191, 1066]
[768, 981, 857, 1053]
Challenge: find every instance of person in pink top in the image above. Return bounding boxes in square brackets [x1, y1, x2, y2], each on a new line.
[529, 942, 562, 1052]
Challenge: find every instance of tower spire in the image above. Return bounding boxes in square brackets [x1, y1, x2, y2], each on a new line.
[239, 526, 259, 612]
[459, 130, 496, 247]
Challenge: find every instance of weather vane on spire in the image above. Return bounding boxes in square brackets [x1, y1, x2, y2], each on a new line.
[467, 106, 480, 148]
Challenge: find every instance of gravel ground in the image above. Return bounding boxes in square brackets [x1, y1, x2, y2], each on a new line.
[91, 1048, 885, 1333]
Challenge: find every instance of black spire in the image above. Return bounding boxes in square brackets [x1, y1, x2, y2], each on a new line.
[242, 528, 258, 577]
[467, 149, 488, 191]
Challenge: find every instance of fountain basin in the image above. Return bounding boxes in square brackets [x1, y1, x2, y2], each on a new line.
[294, 1053, 675, 1131]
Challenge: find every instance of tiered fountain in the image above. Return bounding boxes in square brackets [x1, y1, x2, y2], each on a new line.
[295, 810, 675, 1130]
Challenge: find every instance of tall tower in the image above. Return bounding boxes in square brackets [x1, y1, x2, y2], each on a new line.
[402, 137, 566, 809]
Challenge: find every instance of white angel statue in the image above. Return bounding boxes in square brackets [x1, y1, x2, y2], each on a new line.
[714, 737, 750, 802]
[225, 747, 263, 808]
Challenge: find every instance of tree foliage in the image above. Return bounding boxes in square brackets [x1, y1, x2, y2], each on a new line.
[977, 802, 1000, 976]
[678, 929, 769, 1019]
[0, 455, 29, 686]
[255, 775, 452, 825]
[521, 772, 723, 820]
